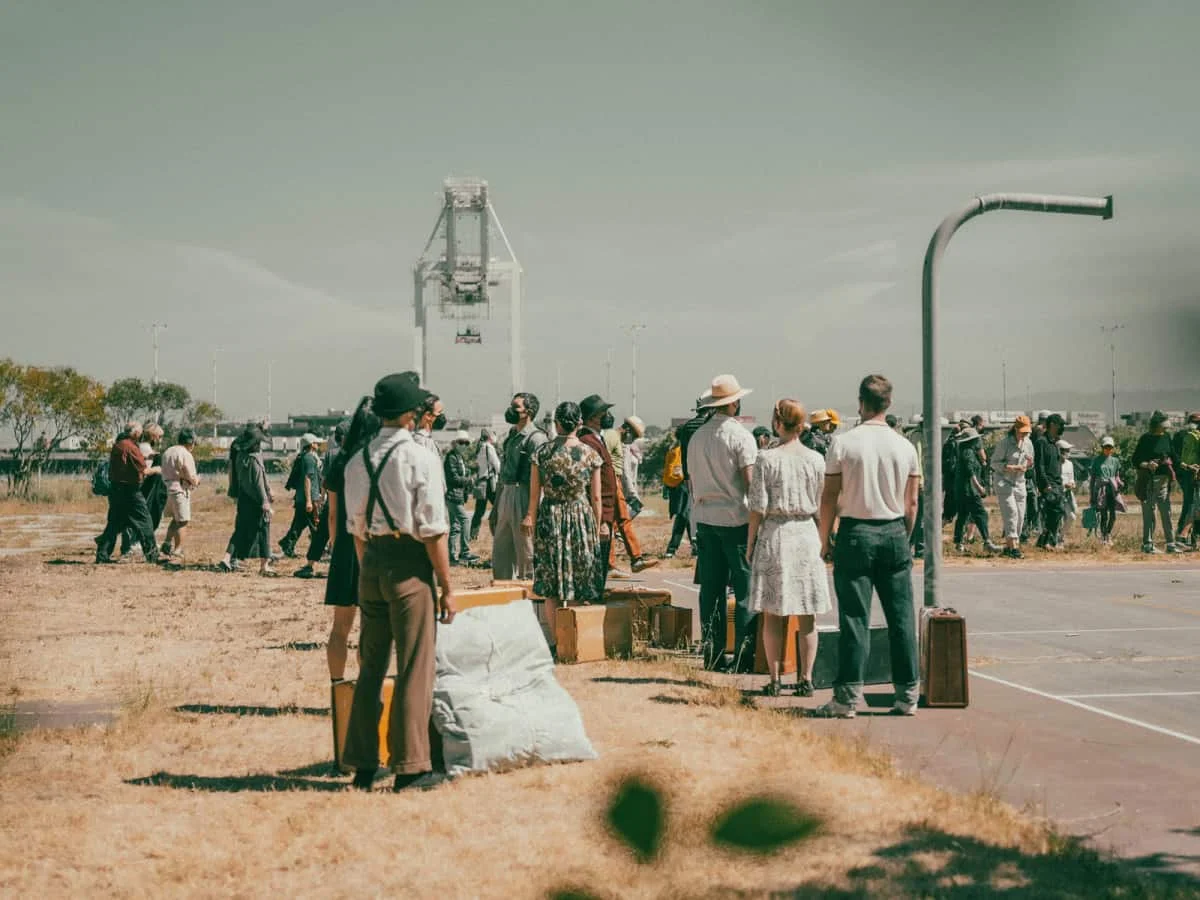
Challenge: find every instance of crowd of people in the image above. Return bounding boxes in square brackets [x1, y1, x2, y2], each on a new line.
[88, 368, 1200, 785]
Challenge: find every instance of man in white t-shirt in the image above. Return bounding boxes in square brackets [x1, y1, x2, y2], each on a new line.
[159, 428, 200, 560]
[815, 374, 921, 718]
[687, 374, 758, 671]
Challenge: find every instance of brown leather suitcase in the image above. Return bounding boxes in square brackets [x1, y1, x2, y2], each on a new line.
[649, 605, 693, 649]
[753, 615, 800, 675]
[920, 607, 969, 708]
[603, 587, 671, 643]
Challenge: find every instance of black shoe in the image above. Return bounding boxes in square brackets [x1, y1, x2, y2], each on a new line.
[393, 772, 428, 792]
[795, 678, 815, 698]
[351, 769, 376, 791]
[160, 542, 172, 556]
[279, 541, 297, 559]
[95, 554, 116, 565]
[294, 564, 315, 579]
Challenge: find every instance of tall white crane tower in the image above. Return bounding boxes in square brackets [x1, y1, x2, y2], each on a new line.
[412, 178, 524, 397]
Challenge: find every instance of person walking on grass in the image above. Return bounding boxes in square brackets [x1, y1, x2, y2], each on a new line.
[96, 422, 160, 565]
[1034, 414, 1067, 550]
[990, 416, 1035, 560]
[1058, 440, 1077, 546]
[523, 402, 605, 655]
[1133, 410, 1178, 554]
[815, 374, 921, 719]
[747, 399, 830, 697]
[228, 424, 277, 576]
[342, 373, 456, 792]
[280, 434, 323, 559]
[119, 422, 166, 557]
[444, 430, 479, 566]
[322, 398, 379, 682]
[490, 393, 547, 580]
[662, 431, 691, 558]
[687, 374, 758, 673]
[159, 428, 199, 561]
[952, 427, 1000, 554]
[1173, 412, 1200, 550]
[1089, 436, 1124, 546]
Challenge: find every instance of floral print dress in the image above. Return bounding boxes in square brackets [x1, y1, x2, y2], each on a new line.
[532, 440, 603, 602]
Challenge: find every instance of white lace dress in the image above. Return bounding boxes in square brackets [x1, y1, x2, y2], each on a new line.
[747, 444, 831, 617]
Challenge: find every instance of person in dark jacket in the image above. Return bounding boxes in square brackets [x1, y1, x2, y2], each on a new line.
[952, 428, 1000, 553]
[280, 433, 324, 558]
[231, 424, 276, 576]
[1133, 410, 1177, 553]
[121, 422, 166, 556]
[1034, 413, 1066, 549]
[444, 430, 478, 565]
[96, 422, 160, 564]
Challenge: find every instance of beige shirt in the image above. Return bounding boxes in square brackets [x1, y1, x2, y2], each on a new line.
[160, 445, 198, 495]
[687, 413, 758, 527]
[343, 427, 449, 540]
[825, 421, 919, 520]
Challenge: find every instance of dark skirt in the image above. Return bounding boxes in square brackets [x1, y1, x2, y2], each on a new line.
[324, 529, 360, 607]
[232, 495, 270, 560]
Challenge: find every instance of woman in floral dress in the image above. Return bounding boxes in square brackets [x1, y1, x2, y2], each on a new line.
[523, 402, 605, 649]
[747, 399, 831, 696]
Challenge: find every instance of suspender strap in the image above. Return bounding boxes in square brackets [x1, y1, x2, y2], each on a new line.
[363, 440, 404, 533]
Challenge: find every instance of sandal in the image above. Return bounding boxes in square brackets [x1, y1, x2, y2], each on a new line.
[762, 680, 781, 697]
[795, 679, 814, 698]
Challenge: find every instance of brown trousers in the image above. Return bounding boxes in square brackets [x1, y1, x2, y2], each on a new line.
[608, 479, 642, 565]
[343, 535, 436, 775]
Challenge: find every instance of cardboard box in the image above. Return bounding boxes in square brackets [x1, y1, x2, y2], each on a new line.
[604, 587, 671, 642]
[556, 605, 608, 663]
[650, 605, 693, 649]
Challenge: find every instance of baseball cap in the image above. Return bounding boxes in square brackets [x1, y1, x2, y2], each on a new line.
[1056, 439, 1072, 451]
[1101, 436, 1116, 448]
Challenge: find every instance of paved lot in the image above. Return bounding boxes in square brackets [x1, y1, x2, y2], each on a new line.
[637, 562, 1200, 875]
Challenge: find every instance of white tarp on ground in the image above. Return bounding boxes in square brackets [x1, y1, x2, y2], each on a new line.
[432, 598, 597, 776]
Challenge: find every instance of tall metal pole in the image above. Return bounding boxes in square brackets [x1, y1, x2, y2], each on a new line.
[266, 360, 274, 428]
[150, 322, 167, 385]
[922, 193, 1112, 609]
[555, 361, 562, 409]
[1001, 357, 1007, 415]
[211, 348, 222, 440]
[1101, 324, 1124, 429]
[625, 324, 646, 416]
[605, 348, 613, 400]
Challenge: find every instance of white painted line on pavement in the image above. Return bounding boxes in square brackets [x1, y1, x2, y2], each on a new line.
[969, 669, 1200, 748]
[972, 626, 1200, 636]
[663, 579, 699, 593]
[1059, 691, 1200, 699]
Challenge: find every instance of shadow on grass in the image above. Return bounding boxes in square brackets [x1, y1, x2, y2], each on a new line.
[591, 676, 696, 687]
[649, 694, 692, 706]
[45, 558, 87, 566]
[127, 769, 346, 793]
[780, 826, 1200, 898]
[174, 703, 330, 717]
[264, 641, 325, 652]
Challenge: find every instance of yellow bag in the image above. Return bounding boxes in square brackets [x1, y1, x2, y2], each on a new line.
[663, 445, 684, 488]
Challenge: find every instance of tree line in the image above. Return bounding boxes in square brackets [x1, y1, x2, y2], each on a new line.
[0, 358, 221, 496]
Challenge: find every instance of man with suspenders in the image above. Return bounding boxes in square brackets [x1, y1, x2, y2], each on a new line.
[342, 373, 457, 791]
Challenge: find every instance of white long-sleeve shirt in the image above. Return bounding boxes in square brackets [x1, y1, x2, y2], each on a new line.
[343, 427, 449, 540]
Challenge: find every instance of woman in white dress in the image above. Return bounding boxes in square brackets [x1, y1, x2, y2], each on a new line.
[746, 399, 831, 696]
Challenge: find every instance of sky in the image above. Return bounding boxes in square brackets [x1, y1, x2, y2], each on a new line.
[2, 0, 1198, 427]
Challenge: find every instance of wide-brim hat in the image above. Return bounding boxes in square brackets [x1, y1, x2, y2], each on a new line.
[373, 373, 430, 418]
[698, 374, 752, 409]
[1056, 439, 1073, 451]
[809, 409, 831, 424]
[623, 415, 645, 438]
[1150, 409, 1169, 426]
[300, 432, 320, 448]
[454, 430, 471, 442]
[580, 394, 614, 421]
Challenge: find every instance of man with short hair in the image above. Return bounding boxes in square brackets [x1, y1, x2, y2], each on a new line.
[1133, 410, 1178, 553]
[490, 392, 547, 580]
[1172, 412, 1200, 549]
[96, 422, 160, 564]
[280, 433, 324, 559]
[470, 429, 501, 542]
[413, 394, 446, 454]
[342, 373, 456, 792]
[815, 374, 921, 718]
[159, 428, 200, 560]
[687, 374, 758, 671]
[1034, 413, 1067, 549]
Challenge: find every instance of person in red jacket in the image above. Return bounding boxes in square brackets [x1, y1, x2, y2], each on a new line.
[95, 422, 160, 564]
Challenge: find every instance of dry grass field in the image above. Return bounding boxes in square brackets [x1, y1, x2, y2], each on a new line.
[1, 479, 1196, 897]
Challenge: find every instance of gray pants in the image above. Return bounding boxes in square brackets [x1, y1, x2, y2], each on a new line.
[492, 482, 533, 580]
[1141, 474, 1174, 547]
[996, 482, 1026, 540]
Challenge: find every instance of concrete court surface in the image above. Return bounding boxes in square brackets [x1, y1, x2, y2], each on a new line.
[633, 562, 1200, 875]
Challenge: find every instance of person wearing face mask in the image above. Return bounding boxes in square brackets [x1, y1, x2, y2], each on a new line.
[1089, 436, 1124, 546]
[444, 430, 479, 566]
[1133, 410, 1178, 553]
[413, 394, 447, 455]
[490, 392, 548, 580]
[1172, 412, 1200, 550]
[687, 374, 758, 672]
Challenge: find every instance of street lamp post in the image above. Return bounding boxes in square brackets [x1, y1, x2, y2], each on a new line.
[150, 322, 168, 385]
[1101, 324, 1125, 430]
[625, 324, 646, 416]
[922, 193, 1113, 610]
[211, 348, 222, 440]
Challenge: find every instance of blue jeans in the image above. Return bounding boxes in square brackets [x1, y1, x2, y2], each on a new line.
[447, 500, 472, 562]
[832, 518, 919, 707]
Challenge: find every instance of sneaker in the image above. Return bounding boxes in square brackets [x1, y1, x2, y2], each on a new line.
[954, 543, 965, 553]
[984, 542, 1002, 554]
[631, 556, 660, 573]
[890, 700, 917, 716]
[218, 559, 235, 572]
[609, 567, 632, 580]
[1166, 543, 1181, 555]
[811, 699, 856, 719]
[1143, 544, 1160, 555]
[662, 550, 676, 559]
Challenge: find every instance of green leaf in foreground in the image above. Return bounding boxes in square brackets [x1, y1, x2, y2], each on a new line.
[605, 776, 665, 862]
[711, 797, 822, 854]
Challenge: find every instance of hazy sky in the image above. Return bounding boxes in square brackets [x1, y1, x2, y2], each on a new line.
[3, 1, 1198, 426]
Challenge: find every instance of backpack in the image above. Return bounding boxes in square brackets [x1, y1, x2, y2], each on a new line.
[91, 460, 111, 497]
[285, 455, 304, 492]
